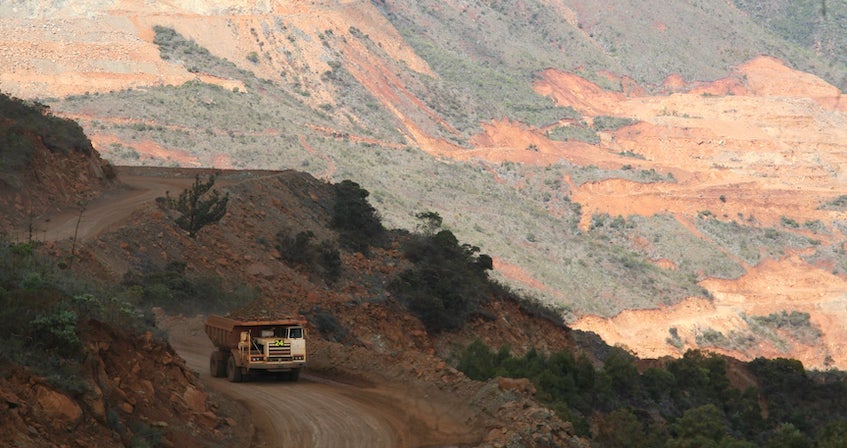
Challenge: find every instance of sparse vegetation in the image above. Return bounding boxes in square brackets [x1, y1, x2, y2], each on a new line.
[667, 327, 684, 349]
[305, 308, 352, 344]
[780, 216, 800, 228]
[821, 194, 847, 210]
[0, 239, 150, 393]
[695, 216, 816, 266]
[48, 23, 839, 325]
[745, 310, 823, 347]
[331, 180, 385, 254]
[0, 92, 93, 172]
[546, 122, 600, 144]
[592, 116, 638, 131]
[390, 212, 494, 332]
[120, 260, 255, 315]
[276, 230, 342, 283]
[159, 174, 229, 238]
[457, 341, 847, 446]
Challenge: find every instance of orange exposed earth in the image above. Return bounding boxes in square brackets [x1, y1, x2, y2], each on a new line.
[479, 58, 847, 370]
[2, 1, 847, 370]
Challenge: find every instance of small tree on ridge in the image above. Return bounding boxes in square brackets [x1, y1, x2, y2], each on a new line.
[162, 174, 229, 238]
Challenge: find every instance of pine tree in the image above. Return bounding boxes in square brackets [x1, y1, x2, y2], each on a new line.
[163, 174, 229, 238]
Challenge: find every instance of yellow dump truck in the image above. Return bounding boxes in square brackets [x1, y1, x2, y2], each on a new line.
[205, 315, 307, 382]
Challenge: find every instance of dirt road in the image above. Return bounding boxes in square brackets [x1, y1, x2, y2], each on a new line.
[37, 168, 252, 242]
[165, 316, 407, 448]
[163, 314, 478, 448]
[40, 168, 477, 448]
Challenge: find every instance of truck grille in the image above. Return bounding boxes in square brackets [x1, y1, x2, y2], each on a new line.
[267, 342, 292, 362]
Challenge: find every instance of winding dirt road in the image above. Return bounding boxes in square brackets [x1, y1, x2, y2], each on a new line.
[41, 168, 476, 448]
[165, 316, 413, 448]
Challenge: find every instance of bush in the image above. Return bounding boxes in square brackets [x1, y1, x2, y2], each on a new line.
[668, 404, 730, 446]
[593, 116, 637, 131]
[391, 228, 493, 332]
[306, 309, 352, 344]
[29, 305, 82, 358]
[330, 180, 385, 253]
[121, 261, 255, 314]
[276, 230, 317, 265]
[0, 92, 93, 171]
[604, 347, 640, 395]
[160, 174, 229, 238]
[275, 230, 342, 283]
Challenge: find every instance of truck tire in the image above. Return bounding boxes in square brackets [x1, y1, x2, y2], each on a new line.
[289, 368, 300, 382]
[210, 351, 226, 378]
[226, 355, 243, 383]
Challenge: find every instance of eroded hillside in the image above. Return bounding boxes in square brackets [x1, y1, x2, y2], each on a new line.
[6, 88, 847, 445]
[3, 0, 847, 371]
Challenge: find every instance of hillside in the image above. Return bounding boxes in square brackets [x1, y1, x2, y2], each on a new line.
[4, 109, 847, 445]
[4, 87, 847, 445]
[2, 0, 847, 372]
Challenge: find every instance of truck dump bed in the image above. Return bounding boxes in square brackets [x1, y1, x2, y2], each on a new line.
[205, 314, 307, 349]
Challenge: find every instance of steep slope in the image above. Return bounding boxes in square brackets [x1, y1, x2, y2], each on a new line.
[3, 0, 847, 370]
[0, 93, 115, 235]
[522, 57, 847, 368]
[43, 166, 589, 447]
[0, 96, 249, 447]
[19, 161, 847, 447]
[0, 322, 250, 448]
[3, 107, 847, 446]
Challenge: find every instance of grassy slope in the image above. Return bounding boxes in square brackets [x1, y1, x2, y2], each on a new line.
[733, 0, 847, 90]
[50, 1, 845, 319]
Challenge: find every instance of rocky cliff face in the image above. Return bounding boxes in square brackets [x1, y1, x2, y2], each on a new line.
[0, 321, 248, 448]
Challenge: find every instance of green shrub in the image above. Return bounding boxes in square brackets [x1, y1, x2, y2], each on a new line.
[820, 195, 847, 210]
[159, 174, 229, 238]
[331, 180, 385, 253]
[667, 327, 684, 349]
[668, 404, 731, 446]
[275, 230, 342, 283]
[593, 116, 637, 131]
[604, 347, 640, 395]
[546, 123, 600, 144]
[129, 420, 163, 448]
[391, 228, 493, 332]
[780, 216, 800, 228]
[306, 309, 351, 344]
[121, 261, 255, 314]
[316, 241, 342, 283]
[276, 230, 317, 265]
[29, 304, 82, 358]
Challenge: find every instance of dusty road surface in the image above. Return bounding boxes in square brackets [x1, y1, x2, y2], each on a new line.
[36, 167, 268, 242]
[37, 167, 479, 448]
[163, 315, 475, 448]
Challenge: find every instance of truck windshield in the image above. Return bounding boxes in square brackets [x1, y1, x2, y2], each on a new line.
[289, 328, 303, 339]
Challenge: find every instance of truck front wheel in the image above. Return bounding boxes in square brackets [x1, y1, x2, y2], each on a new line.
[210, 351, 226, 378]
[289, 368, 300, 382]
[226, 355, 243, 383]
